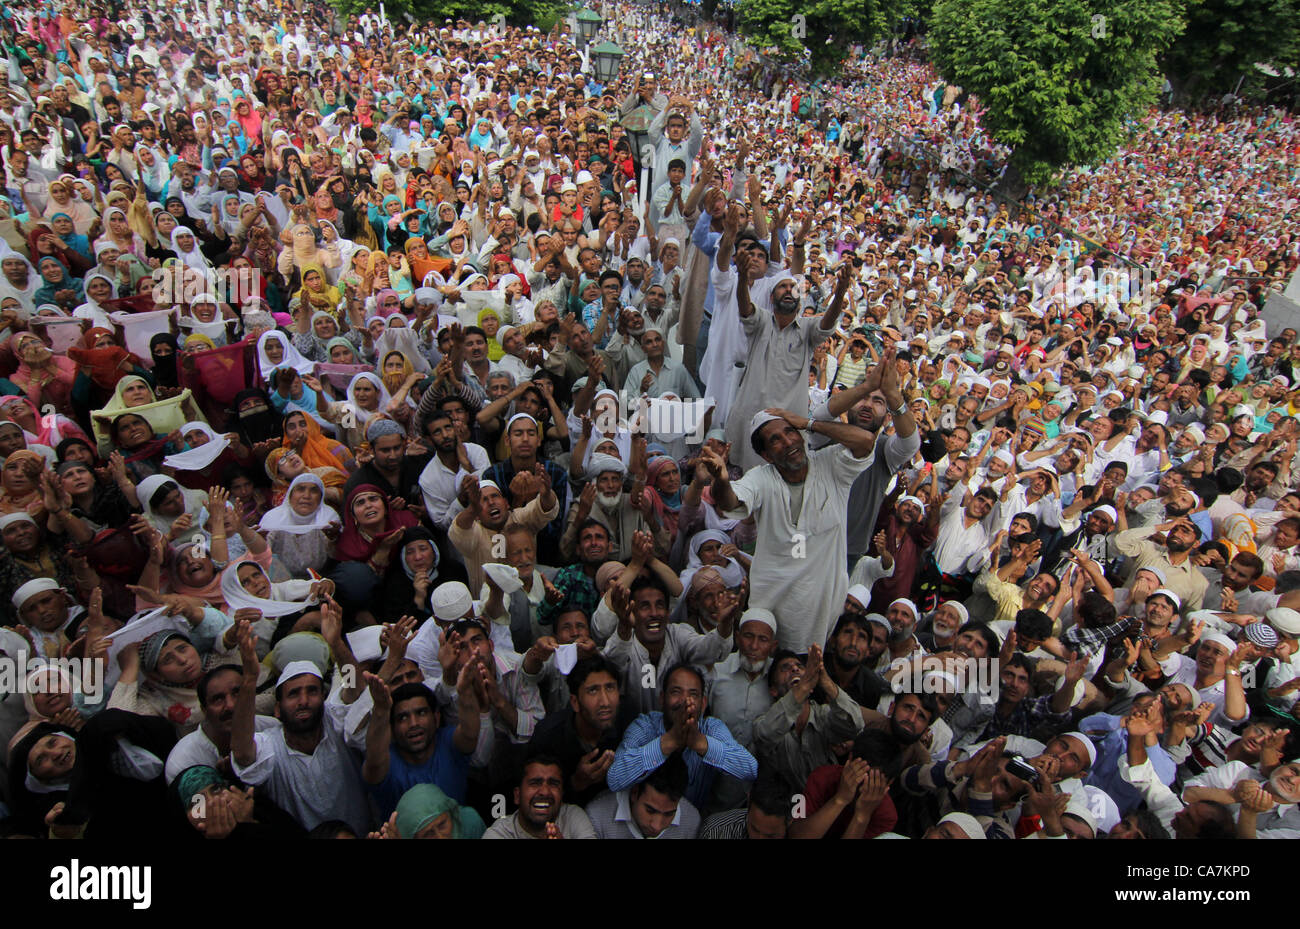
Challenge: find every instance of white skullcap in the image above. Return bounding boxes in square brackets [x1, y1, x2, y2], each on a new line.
[937, 812, 985, 839]
[888, 598, 918, 620]
[739, 608, 777, 636]
[749, 410, 783, 441]
[1064, 786, 1120, 835]
[1266, 607, 1300, 636]
[276, 659, 323, 689]
[1136, 565, 1166, 585]
[993, 449, 1015, 465]
[1063, 732, 1098, 768]
[898, 495, 926, 512]
[845, 585, 871, 606]
[1200, 631, 1236, 653]
[586, 453, 626, 479]
[431, 582, 474, 621]
[345, 626, 385, 663]
[0, 512, 35, 531]
[938, 600, 969, 623]
[1148, 588, 1181, 610]
[863, 613, 891, 633]
[1091, 505, 1117, 523]
[12, 577, 61, 609]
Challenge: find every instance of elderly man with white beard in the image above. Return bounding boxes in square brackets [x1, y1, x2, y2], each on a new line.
[704, 406, 877, 654]
[559, 452, 668, 562]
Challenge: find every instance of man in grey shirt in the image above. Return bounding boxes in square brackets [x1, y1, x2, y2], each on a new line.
[585, 753, 700, 838]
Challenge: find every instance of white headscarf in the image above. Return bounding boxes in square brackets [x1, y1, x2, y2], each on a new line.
[680, 529, 746, 589]
[178, 293, 231, 345]
[219, 559, 314, 617]
[161, 421, 230, 472]
[345, 372, 392, 426]
[256, 330, 314, 379]
[137, 474, 207, 534]
[170, 226, 211, 271]
[259, 474, 340, 535]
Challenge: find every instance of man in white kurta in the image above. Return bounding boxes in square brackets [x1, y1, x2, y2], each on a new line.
[709, 410, 876, 654]
[706, 210, 851, 472]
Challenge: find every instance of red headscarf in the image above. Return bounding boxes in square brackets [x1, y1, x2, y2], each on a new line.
[333, 483, 418, 562]
[67, 328, 140, 391]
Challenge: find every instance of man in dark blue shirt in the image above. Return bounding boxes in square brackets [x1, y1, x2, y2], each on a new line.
[362, 678, 482, 819]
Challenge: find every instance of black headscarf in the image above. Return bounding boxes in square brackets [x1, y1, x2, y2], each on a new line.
[230, 387, 280, 446]
[150, 332, 180, 389]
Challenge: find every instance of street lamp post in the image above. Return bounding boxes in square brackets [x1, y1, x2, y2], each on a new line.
[591, 40, 625, 84]
[576, 8, 603, 47]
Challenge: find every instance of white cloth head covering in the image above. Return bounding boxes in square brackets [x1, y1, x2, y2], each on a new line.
[276, 658, 323, 688]
[680, 529, 746, 589]
[937, 812, 985, 839]
[258, 474, 339, 535]
[345, 372, 393, 426]
[220, 558, 315, 617]
[162, 421, 230, 472]
[256, 330, 315, 379]
[170, 226, 212, 271]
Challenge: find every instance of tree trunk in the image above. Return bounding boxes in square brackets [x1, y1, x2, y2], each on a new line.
[995, 161, 1028, 201]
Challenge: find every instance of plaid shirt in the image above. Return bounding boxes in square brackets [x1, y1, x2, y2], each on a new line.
[1063, 616, 1140, 658]
[977, 694, 1072, 741]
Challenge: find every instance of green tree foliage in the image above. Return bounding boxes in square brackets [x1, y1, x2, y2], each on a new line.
[928, 0, 1184, 191]
[1162, 0, 1300, 104]
[331, 0, 567, 32]
[735, 0, 907, 76]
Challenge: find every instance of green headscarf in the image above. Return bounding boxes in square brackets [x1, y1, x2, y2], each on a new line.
[395, 784, 486, 839]
[176, 765, 227, 810]
[325, 336, 358, 364]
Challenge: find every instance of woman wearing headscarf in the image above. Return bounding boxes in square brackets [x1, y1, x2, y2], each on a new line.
[7, 711, 178, 838]
[293, 308, 354, 363]
[170, 226, 213, 271]
[219, 557, 328, 643]
[162, 421, 251, 491]
[294, 264, 342, 320]
[259, 473, 341, 578]
[9, 330, 77, 418]
[31, 256, 84, 312]
[26, 221, 92, 276]
[108, 619, 241, 737]
[39, 178, 96, 235]
[0, 394, 91, 450]
[230, 388, 281, 452]
[327, 483, 417, 611]
[90, 374, 200, 455]
[136, 474, 209, 538]
[19, 663, 102, 733]
[255, 329, 315, 383]
[641, 454, 685, 541]
[393, 783, 486, 839]
[376, 525, 467, 625]
[0, 449, 46, 517]
[68, 326, 146, 411]
[282, 407, 353, 474]
[98, 205, 146, 259]
[72, 271, 118, 330]
[176, 292, 234, 348]
[175, 762, 305, 839]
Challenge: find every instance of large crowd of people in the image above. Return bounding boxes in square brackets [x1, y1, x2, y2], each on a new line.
[0, 0, 1297, 841]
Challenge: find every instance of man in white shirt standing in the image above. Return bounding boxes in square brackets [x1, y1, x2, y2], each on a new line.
[706, 408, 876, 654]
